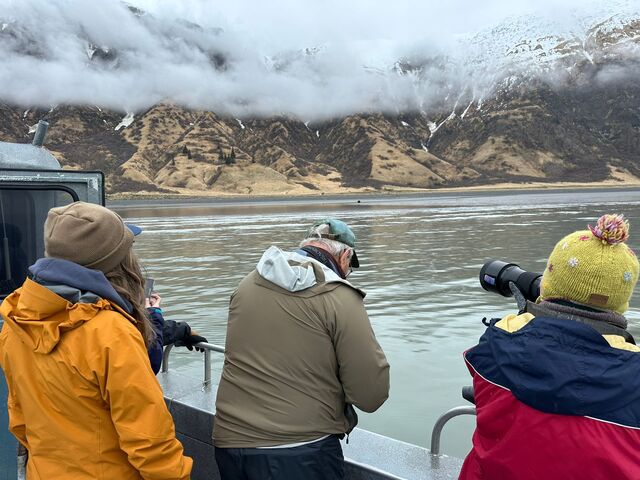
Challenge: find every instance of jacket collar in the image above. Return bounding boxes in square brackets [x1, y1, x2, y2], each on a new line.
[256, 246, 364, 297]
[29, 258, 132, 313]
[527, 300, 632, 338]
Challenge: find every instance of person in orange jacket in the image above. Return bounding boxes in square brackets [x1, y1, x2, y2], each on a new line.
[0, 202, 192, 480]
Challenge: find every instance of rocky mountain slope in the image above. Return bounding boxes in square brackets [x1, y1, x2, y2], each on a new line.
[1, 12, 639, 195]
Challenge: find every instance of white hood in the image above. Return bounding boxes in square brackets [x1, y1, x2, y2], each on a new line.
[256, 245, 346, 293]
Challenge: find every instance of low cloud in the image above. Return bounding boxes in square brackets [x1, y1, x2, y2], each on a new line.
[0, 0, 637, 120]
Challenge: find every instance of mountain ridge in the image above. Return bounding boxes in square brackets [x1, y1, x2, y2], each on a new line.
[0, 10, 638, 195]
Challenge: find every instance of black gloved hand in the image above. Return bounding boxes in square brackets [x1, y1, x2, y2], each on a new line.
[176, 332, 208, 352]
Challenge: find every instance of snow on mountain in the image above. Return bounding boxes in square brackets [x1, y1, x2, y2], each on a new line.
[384, 7, 640, 131]
[0, 1, 638, 121]
[115, 112, 134, 130]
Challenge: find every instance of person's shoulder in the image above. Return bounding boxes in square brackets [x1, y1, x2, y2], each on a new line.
[320, 281, 365, 305]
[235, 269, 260, 289]
[232, 270, 266, 298]
[82, 308, 143, 343]
[56, 308, 147, 374]
[603, 334, 640, 352]
[495, 312, 534, 333]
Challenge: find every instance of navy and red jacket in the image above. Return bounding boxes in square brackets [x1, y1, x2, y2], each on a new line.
[460, 315, 640, 480]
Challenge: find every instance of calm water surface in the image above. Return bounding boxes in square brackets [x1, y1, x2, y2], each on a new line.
[113, 188, 640, 459]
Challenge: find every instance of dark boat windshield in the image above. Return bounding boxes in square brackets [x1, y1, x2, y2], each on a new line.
[0, 187, 76, 298]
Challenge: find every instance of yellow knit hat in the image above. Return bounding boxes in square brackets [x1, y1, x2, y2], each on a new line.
[540, 214, 639, 314]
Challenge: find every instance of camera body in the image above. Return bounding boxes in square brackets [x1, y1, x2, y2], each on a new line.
[479, 260, 542, 303]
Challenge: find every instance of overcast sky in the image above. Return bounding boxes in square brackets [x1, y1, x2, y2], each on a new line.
[128, 0, 618, 43]
[0, 0, 637, 120]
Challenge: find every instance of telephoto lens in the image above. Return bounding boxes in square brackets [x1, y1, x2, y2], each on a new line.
[479, 260, 542, 302]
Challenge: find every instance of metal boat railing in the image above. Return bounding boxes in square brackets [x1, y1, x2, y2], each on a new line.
[161, 342, 225, 386]
[430, 385, 477, 455]
[429, 406, 476, 455]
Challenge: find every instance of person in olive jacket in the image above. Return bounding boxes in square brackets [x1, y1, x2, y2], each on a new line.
[0, 202, 192, 479]
[214, 218, 390, 480]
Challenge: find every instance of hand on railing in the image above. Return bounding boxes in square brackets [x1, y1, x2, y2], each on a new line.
[175, 331, 208, 352]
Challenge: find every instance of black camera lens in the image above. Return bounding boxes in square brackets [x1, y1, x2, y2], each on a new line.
[479, 260, 542, 302]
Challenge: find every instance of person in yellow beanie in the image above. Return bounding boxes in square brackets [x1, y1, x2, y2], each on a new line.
[460, 213, 640, 480]
[540, 213, 639, 317]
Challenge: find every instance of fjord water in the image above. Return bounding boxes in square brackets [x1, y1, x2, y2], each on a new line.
[114, 188, 640, 459]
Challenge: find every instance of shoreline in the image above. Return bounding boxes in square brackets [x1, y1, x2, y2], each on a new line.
[107, 181, 640, 207]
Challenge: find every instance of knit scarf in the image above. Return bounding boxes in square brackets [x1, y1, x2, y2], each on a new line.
[527, 300, 628, 330]
[298, 246, 346, 279]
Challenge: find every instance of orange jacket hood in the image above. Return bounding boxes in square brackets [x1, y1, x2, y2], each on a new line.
[1, 257, 136, 354]
[1, 278, 129, 354]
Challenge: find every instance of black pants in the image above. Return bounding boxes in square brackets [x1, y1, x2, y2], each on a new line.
[215, 435, 345, 480]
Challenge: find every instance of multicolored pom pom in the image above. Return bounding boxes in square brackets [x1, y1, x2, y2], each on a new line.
[588, 214, 629, 245]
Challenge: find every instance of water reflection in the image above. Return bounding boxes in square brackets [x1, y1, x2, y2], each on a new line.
[113, 189, 640, 458]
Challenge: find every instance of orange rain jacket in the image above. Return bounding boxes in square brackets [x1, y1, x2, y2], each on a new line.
[0, 271, 192, 479]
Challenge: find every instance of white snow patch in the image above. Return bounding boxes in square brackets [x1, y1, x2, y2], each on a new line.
[460, 101, 474, 119]
[316, 130, 320, 138]
[22, 109, 29, 118]
[400, 121, 410, 127]
[85, 44, 97, 60]
[236, 118, 245, 129]
[1, 23, 7, 31]
[263, 55, 276, 71]
[427, 112, 456, 142]
[28, 124, 37, 134]
[431, 117, 448, 134]
[421, 143, 429, 153]
[445, 111, 456, 123]
[115, 112, 134, 131]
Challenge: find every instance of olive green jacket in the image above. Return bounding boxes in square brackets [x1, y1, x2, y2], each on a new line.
[213, 246, 390, 448]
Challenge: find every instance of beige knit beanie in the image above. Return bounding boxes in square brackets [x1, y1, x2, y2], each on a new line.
[44, 202, 136, 274]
